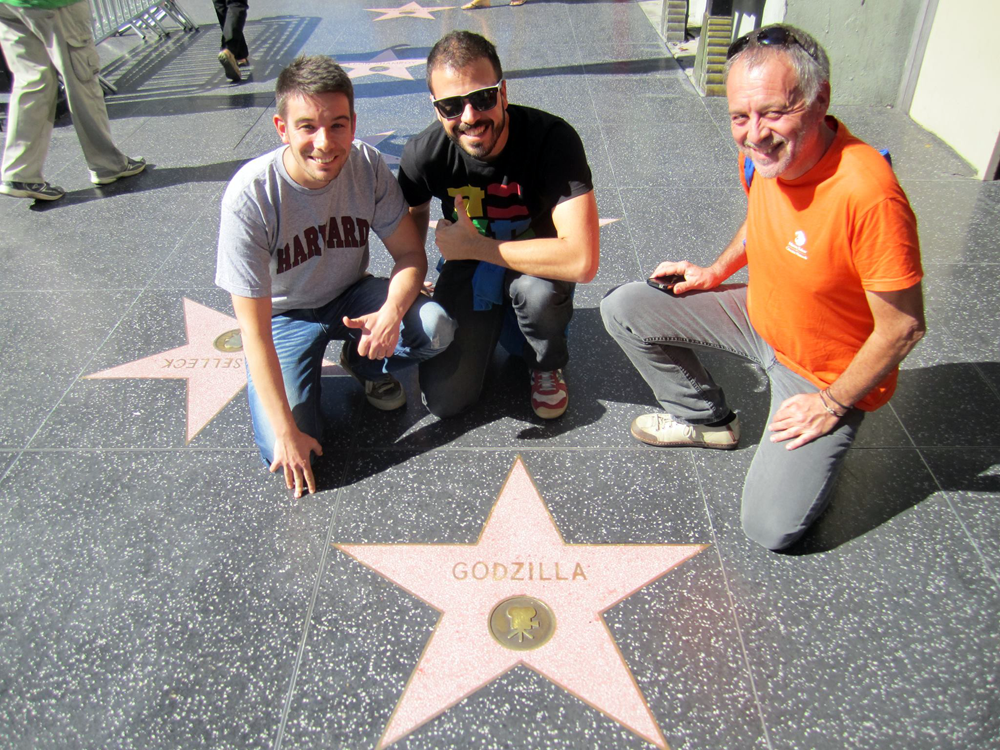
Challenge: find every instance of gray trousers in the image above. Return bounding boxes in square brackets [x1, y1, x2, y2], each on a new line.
[601, 281, 864, 550]
[420, 260, 574, 418]
[0, 0, 128, 183]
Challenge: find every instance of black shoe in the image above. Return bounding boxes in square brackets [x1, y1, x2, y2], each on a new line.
[0, 180, 65, 201]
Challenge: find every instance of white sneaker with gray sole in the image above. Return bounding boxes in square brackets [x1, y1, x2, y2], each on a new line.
[630, 412, 740, 450]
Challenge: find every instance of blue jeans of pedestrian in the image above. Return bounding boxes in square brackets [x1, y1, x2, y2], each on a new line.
[246, 276, 455, 464]
[601, 281, 865, 551]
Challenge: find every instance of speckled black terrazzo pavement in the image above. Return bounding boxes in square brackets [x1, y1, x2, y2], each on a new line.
[1, 2, 998, 748]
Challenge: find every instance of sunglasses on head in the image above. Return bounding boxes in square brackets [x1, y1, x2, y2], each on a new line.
[727, 26, 819, 63]
[432, 81, 503, 119]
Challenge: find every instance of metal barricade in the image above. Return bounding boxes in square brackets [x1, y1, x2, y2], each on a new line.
[89, 0, 198, 91]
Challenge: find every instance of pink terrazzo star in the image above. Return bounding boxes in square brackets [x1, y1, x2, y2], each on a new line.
[336, 457, 707, 748]
[367, 1, 453, 20]
[87, 298, 339, 443]
[359, 131, 401, 165]
[342, 49, 425, 80]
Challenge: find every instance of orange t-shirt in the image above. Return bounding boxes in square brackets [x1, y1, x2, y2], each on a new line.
[741, 118, 922, 411]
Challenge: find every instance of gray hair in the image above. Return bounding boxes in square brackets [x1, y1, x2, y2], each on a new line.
[723, 24, 830, 105]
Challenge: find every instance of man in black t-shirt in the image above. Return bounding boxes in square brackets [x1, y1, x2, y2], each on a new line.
[398, 31, 599, 420]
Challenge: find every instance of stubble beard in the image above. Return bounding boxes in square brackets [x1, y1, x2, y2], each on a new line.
[449, 107, 507, 160]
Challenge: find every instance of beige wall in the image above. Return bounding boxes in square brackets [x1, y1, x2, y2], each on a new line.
[909, 0, 1000, 178]
[784, 0, 922, 106]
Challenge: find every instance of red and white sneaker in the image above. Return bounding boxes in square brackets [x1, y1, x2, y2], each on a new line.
[530, 369, 568, 419]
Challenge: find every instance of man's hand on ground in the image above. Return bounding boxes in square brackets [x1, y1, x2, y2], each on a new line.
[269, 431, 323, 498]
[342, 308, 402, 360]
[435, 195, 486, 261]
[650, 260, 719, 295]
[768, 393, 840, 450]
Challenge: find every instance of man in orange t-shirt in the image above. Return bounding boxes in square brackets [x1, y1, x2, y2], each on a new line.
[601, 24, 925, 551]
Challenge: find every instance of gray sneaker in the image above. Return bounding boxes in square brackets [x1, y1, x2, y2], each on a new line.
[90, 157, 146, 185]
[0, 181, 65, 201]
[630, 412, 740, 450]
[339, 345, 406, 411]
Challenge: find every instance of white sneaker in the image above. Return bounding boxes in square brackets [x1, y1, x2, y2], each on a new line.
[90, 157, 146, 185]
[630, 412, 740, 450]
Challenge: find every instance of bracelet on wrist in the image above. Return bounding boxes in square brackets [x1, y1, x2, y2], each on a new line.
[825, 388, 850, 412]
[819, 390, 847, 419]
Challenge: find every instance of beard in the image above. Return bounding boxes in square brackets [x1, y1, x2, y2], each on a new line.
[448, 107, 507, 160]
[740, 135, 793, 180]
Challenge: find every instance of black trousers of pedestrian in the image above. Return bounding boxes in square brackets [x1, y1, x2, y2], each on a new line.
[213, 0, 248, 60]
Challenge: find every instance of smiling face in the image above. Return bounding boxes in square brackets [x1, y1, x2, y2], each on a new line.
[273, 91, 357, 189]
[726, 52, 830, 181]
[428, 57, 508, 161]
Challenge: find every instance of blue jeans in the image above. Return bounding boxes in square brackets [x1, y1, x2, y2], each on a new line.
[246, 276, 455, 464]
[601, 282, 865, 551]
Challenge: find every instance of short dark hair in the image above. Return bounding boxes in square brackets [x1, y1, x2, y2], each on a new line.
[276, 55, 354, 117]
[426, 31, 503, 93]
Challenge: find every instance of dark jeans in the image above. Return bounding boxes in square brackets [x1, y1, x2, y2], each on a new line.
[212, 0, 248, 59]
[419, 260, 574, 418]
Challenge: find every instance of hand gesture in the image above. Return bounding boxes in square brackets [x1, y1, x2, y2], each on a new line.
[342, 306, 402, 360]
[434, 195, 483, 261]
[650, 260, 719, 295]
[768, 393, 841, 450]
[270, 429, 323, 498]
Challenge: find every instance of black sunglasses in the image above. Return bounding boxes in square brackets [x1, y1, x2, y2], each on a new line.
[727, 27, 819, 62]
[432, 81, 503, 120]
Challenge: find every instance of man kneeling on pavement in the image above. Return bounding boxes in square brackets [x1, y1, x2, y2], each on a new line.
[398, 31, 600, 420]
[216, 56, 455, 497]
[602, 25, 925, 551]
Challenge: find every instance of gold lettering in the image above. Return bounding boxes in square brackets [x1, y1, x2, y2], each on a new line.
[162, 359, 173, 368]
[452, 560, 587, 581]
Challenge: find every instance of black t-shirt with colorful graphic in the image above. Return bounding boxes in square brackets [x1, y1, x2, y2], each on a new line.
[397, 104, 593, 241]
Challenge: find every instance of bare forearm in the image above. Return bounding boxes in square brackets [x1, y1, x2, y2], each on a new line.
[242, 332, 297, 436]
[708, 221, 748, 284]
[231, 295, 296, 438]
[435, 192, 599, 283]
[827, 327, 924, 408]
[384, 260, 424, 320]
[468, 235, 596, 282]
[409, 203, 431, 249]
[826, 285, 926, 409]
